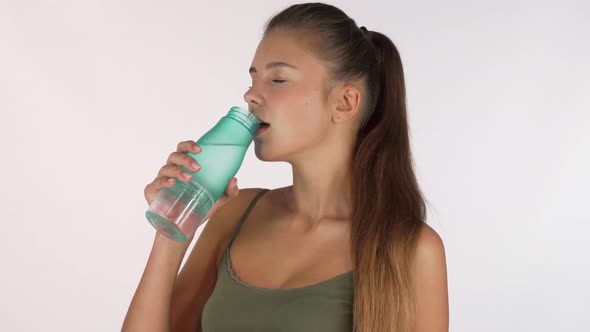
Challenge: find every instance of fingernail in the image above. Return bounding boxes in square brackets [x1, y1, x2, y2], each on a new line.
[183, 172, 192, 179]
[191, 162, 199, 170]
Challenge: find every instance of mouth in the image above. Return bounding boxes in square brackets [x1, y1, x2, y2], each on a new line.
[256, 122, 271, 136]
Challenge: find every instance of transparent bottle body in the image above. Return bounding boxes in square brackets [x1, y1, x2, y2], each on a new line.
[145, 106, 259, 242]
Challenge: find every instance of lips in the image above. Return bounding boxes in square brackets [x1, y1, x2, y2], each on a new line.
[253, 113, 270, 131]
[256, 123, 270, 136]
[253, 113, 269, 125]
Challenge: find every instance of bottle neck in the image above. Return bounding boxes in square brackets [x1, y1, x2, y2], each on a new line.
[225, 106, 260, 137]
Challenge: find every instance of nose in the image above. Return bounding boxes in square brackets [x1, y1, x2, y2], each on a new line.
[243, 85, 262, 108]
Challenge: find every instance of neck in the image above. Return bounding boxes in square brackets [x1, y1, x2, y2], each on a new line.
[285, 142, 354, 229]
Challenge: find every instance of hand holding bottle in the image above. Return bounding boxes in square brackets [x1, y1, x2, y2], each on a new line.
[144, 106, 259, 242]
[144, 140, 240, 239]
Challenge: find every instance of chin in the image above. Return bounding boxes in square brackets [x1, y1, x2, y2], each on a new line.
[254, 145, 272, 161]
[254, 144, 284, 162]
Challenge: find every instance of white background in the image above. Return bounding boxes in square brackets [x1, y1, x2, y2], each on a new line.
[1, 0, 589, 331]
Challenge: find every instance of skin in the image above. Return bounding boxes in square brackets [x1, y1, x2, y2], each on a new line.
[245, 28, 364, 229]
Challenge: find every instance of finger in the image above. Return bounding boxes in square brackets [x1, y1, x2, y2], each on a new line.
[176, 140, 202, 154]
[145, 177, 176, 198]
[224, 178, 239, 198]
[165, 152, 201, 172]
[157, 164, 193, 183]
[157, 177, 177, 190]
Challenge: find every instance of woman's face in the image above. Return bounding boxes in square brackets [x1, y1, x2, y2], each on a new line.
[244, 29, 336, 163]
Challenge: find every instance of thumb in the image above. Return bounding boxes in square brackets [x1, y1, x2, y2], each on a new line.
[230, 178, 239, 197]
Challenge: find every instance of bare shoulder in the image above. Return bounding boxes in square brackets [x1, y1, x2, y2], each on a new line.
[415, 223, 446, 260]
[414, 223, 447, 282]
[203, 187, 270, 265]
[413, 223, 449, 331]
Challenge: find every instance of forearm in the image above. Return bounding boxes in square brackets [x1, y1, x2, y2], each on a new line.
[121, 233, 192, 332]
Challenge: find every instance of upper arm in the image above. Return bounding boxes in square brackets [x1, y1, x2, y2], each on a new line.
[169, 188, 264, 332]
[412, 224, 449, 332]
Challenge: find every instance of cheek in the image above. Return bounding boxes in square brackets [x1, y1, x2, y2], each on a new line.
[255, 111, 327, 161]
[282, 107, 327, 145]
[298, 92, 329, 136]
[265, 87, 330, 149]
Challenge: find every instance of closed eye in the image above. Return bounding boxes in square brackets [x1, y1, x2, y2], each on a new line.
[247, 79, 286, 89]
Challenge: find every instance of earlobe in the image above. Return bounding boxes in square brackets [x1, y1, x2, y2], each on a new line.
[333, 102, 348, 123]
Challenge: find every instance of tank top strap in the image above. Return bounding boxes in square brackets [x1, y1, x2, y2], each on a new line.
[227, 188, 270, 249]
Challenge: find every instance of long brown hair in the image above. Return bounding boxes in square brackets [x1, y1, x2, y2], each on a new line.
[264, 3, 427, 331]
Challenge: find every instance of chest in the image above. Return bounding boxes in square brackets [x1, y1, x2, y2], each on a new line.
[229, 209, 353, 290]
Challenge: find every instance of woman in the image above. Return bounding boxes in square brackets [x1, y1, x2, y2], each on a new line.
[123, 3, 448, 332]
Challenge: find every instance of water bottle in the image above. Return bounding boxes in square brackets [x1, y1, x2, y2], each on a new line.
[145, 106, 261, 242]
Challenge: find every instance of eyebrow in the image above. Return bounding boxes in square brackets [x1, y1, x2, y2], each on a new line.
[249, 61, 297, 74]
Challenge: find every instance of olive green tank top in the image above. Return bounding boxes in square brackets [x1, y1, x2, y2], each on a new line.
[201, 189, 354, 331]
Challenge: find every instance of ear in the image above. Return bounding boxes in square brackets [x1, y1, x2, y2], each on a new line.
[331, 83, 362, 125]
